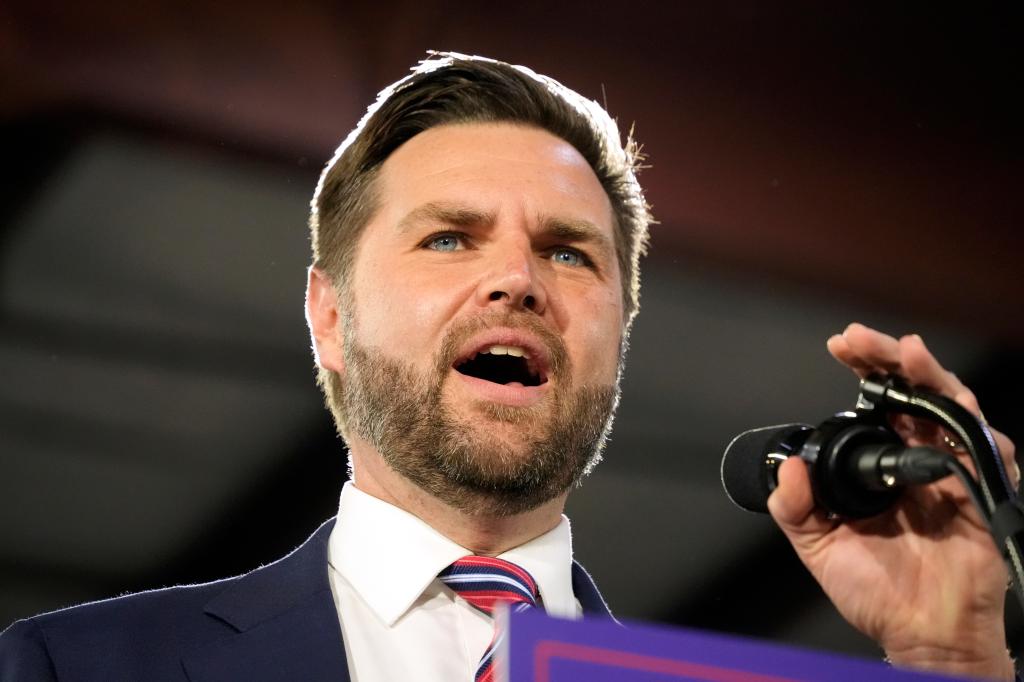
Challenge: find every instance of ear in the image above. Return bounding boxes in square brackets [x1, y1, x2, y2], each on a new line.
[305, 266, 346, 372]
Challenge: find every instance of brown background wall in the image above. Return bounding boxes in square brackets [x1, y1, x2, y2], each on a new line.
[1, 0, 1021, 658]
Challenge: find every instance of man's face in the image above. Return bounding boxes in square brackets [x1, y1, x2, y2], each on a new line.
[339, 122, 625, 515]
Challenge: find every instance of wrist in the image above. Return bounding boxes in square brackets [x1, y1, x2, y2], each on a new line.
[885, 646, 1015, 681]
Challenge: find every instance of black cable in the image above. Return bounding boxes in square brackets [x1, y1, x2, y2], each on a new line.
[943, 455, 993, 528]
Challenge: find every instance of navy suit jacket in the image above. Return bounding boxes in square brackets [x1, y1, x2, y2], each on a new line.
[0, 518, 613, 681]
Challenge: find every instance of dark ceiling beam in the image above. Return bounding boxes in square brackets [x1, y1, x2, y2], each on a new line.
[2, 2, 1020, 340]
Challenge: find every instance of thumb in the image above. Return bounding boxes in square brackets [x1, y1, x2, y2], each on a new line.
[768, 457, 834, 539]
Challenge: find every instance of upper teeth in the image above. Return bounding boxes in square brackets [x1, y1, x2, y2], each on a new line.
[485, 344, 528, 358]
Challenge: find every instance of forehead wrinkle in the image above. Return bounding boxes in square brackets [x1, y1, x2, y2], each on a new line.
[395, 201, 496, 234]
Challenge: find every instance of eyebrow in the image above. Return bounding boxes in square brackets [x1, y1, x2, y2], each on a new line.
[539, 216, 615, 261]
[396, 202, 496, 233]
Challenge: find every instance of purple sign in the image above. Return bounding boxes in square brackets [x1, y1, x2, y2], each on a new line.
[500, 609, 972, 682]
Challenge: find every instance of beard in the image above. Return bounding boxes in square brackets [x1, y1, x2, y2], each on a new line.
[339, 310, 620, 517]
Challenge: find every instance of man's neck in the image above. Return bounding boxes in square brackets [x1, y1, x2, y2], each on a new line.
[346, 441, 568, 556]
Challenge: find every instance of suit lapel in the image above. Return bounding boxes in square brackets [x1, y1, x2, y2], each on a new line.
[571, 559, 616, 620]
[180, 517, 615, 681]
[181, 520, 350, 682]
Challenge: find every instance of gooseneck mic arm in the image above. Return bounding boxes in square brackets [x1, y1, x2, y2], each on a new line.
[858, 375, 1024, 613]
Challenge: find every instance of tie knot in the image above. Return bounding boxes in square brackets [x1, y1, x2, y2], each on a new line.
[438, 556, 540, 615]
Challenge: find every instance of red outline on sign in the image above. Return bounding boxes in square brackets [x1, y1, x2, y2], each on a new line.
[533, 641, 801, 682]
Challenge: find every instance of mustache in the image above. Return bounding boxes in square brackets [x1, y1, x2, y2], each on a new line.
[434, 310, 569, 381]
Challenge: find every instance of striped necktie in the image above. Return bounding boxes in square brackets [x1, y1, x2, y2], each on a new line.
[438, 556, 540, 682]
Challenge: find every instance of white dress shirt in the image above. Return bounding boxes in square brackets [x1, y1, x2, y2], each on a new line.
[327, 482, 581, 682]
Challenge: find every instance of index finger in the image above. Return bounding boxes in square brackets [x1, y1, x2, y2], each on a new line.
[827, 323, 902, 377]
[898, 333, 967, 399]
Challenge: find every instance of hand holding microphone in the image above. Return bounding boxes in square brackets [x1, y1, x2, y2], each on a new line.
[720, 324, 1018, 680]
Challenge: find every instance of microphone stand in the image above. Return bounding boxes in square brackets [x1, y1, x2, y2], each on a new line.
[857, 374, 1024, 614]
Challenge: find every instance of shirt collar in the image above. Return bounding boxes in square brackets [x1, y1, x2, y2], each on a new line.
[498, 520, 577, 619]
[329, 481, 578, 627]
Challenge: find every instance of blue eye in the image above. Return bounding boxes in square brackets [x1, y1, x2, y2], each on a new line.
[426, 234, 462, 252]
[551, 248, 585, 267]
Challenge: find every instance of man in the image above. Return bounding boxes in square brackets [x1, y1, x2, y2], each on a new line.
[0, 53, 1017, 681]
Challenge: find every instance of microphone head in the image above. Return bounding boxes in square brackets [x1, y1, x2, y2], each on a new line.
[721, 423, 810, 513]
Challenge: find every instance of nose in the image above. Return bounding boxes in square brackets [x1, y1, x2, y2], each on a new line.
[475, 241, 547, 314]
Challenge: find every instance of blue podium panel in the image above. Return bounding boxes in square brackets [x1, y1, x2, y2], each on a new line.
[501, 610, 973, 682]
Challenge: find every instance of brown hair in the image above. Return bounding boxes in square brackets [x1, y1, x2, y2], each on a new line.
[309, 52, 652, 434]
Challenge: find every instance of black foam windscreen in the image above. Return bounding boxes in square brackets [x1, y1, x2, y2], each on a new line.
[721, 423, 806, 513]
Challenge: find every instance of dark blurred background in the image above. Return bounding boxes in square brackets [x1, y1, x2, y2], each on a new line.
[1, 0, 1021, 661]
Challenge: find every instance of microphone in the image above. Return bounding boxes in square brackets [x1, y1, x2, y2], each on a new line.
[720, 412, 952, 518]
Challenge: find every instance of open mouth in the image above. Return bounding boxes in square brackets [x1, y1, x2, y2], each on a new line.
[454, 345, 547, 387]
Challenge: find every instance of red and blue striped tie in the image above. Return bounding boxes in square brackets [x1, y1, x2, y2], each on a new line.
[438, 556, 540, 682]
